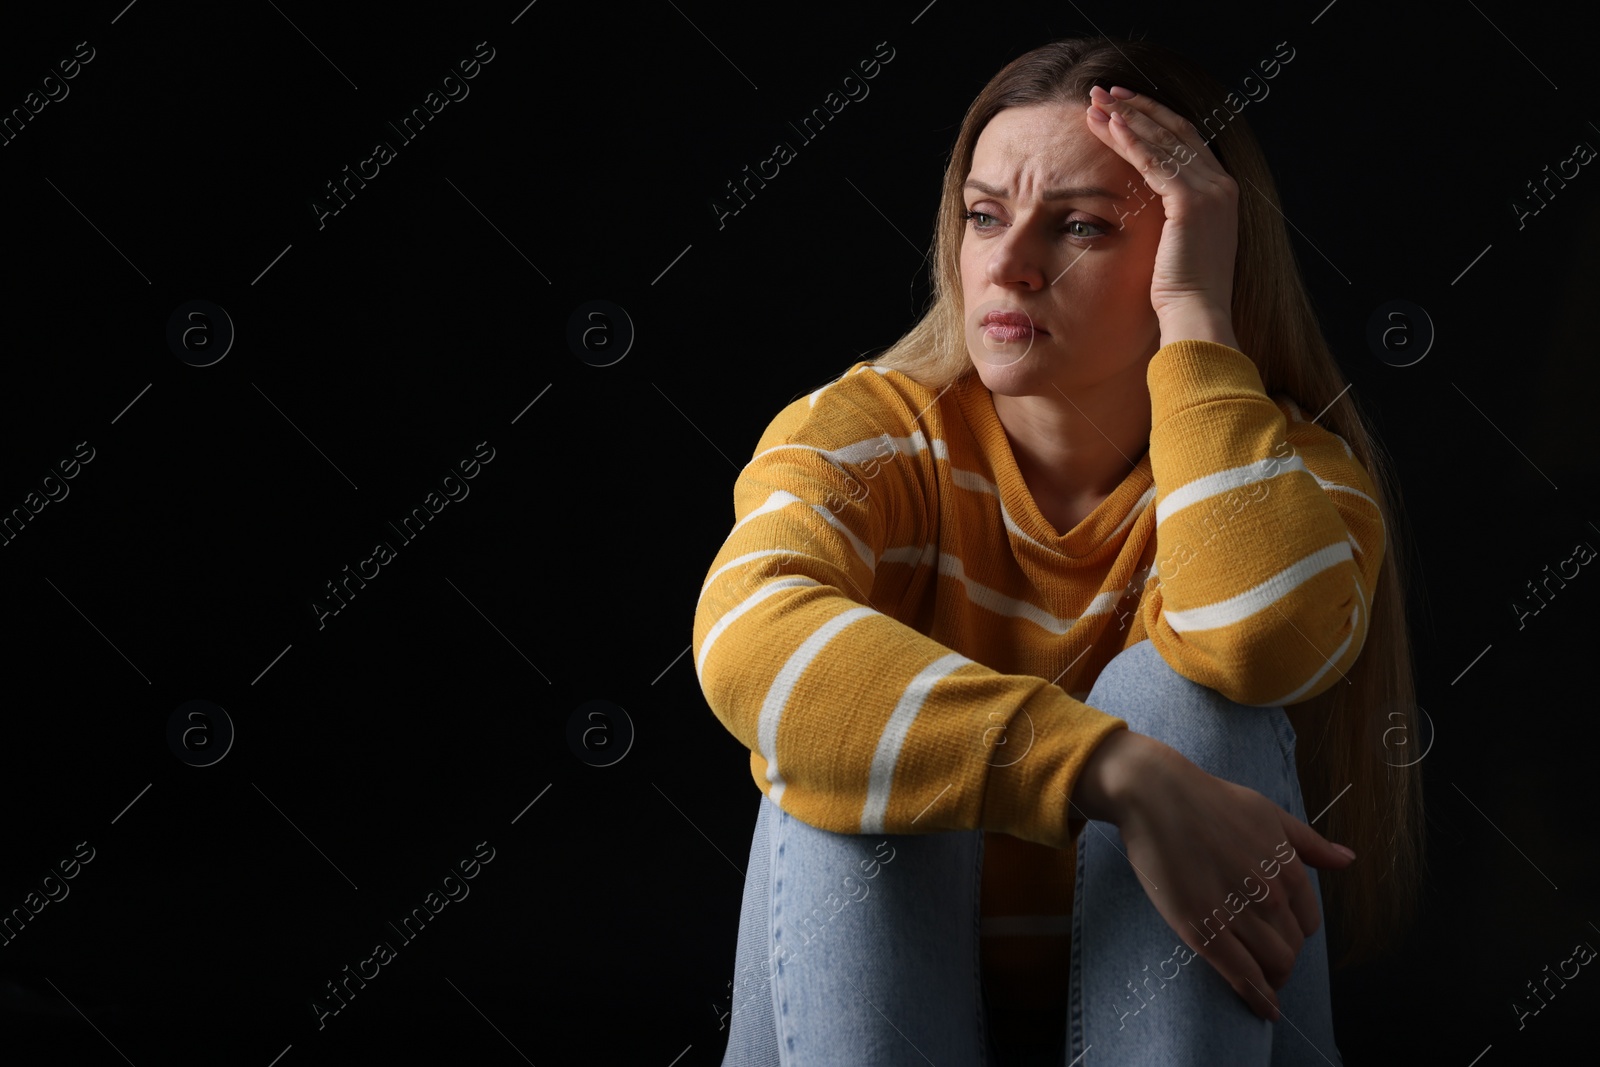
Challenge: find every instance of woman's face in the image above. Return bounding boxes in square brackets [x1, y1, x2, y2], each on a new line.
[959, 100, 1165, 395]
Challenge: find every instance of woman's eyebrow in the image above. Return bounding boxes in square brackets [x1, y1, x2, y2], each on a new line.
[962, 179, 1120, 201]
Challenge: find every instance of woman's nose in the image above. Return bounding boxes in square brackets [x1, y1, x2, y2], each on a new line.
[985, 225, 1048, 289]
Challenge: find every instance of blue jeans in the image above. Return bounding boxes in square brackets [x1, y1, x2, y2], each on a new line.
[719, 639, 1344, 1066]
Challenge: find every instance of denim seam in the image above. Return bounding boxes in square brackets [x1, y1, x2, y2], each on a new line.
[1275, 711, 1299, 812]
[770, 805, 793, 1064]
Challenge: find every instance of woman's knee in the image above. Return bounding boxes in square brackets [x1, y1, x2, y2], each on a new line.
[769, 798, 980, 950]
[762, 800, 989, 1062]
[1085, 640, 1291, 790]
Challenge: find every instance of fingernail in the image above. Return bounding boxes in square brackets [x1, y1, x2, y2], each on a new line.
[1334, 844, 1356, 860]
[1087, 105, 1109, 123]
[1108, 85, 1136, 99]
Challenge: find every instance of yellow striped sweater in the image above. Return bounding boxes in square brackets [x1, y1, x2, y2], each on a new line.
[693, 339, 1384, 1009]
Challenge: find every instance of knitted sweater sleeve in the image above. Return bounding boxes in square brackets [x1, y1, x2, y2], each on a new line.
[1136, 340, 1387, 706]
[693, 367, 1129, 849]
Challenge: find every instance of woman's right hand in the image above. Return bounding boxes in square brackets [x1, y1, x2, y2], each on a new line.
[1071, 729, 1356, 1020]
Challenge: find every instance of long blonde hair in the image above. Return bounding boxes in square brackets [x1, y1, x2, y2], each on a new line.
[866, 35, 1425, 969]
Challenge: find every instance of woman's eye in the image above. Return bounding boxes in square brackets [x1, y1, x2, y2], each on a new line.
[961, 209, 1104, 239]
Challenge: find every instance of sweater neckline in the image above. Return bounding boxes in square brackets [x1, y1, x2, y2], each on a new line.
[953, 369, 1154, 559]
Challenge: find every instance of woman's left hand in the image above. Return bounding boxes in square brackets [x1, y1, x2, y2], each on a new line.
[1086, 85, 1239, 333]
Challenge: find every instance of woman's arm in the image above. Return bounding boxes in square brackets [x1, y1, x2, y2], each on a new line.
[1137, 338, 1386, 707]
[1079, 87, 1363, 1022]
[1072, 727, 1355, 1022]
[694, 365, 1129, 848]
[1082, 340, 1374, 1022]
[1088, 89, 1383, 707]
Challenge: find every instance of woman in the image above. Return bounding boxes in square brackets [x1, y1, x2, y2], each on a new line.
[695, 34, 1424, 1066]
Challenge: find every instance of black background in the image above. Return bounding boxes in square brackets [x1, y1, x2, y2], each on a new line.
[1, 1, 1596, 1064]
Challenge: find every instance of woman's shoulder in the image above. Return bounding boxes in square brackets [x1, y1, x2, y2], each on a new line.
[754, 360, 954, 457]
[1266, 391, 1357, 459]
[1264, 390, 1377, 497]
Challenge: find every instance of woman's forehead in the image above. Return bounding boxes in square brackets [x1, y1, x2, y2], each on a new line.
[970, 106, 1129, 188]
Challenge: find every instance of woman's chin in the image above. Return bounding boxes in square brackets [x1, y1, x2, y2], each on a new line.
[968, 339, 1050, 387]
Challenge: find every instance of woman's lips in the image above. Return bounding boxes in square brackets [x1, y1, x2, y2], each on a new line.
[980, 311, 1047, 342]
[983, 323, 1041, 342]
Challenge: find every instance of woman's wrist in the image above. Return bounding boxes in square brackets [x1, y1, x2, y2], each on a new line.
[1071, 728, 1173, 825]
[1157, 304, 1238, 351]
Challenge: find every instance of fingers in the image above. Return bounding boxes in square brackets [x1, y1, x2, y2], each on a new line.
[1191, 926, 1281, 1020]
[1229, 899, 1303, 989]
[1278, 854, 1324, 943]
[1119, 766, 1351, 1023]
[1096, 85, 1223, 174]
[1282, 807, 1358, 872]
[1086, 85, 1231, 191]
[1277, 813, 1353, 937]
[1190, 806, 1330, 1010]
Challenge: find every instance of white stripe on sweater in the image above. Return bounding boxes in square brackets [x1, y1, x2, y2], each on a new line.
[1156, 456, 1298, 526]
[762, 605, 879, 806]
[697, 575, 818, 679]
[728, 489, 877, 573]
[1161, 541, 1353, 632]
[1262, 570, 1367, 707]
[860, 651, 973, 832]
